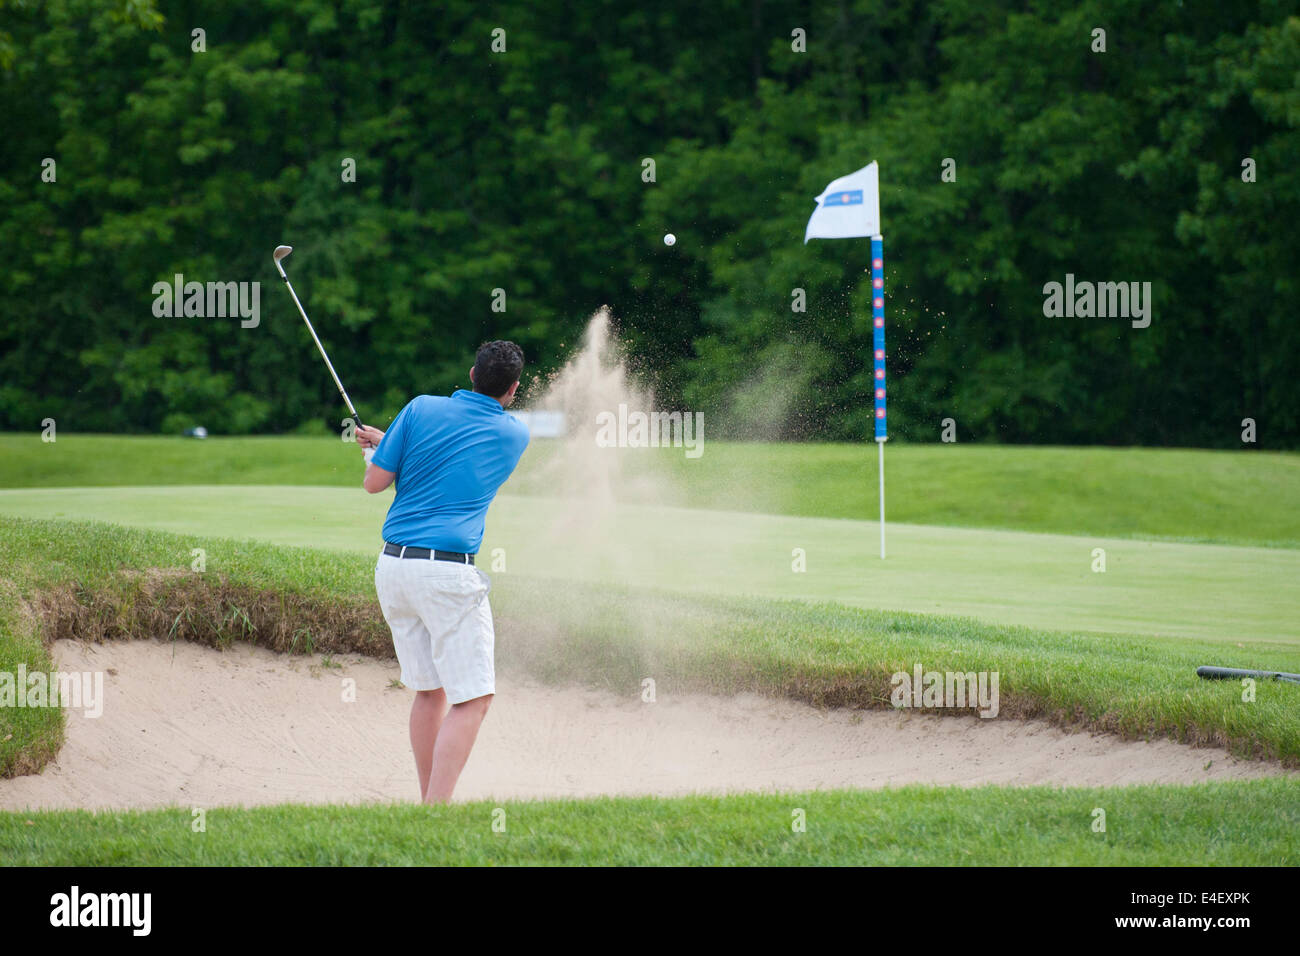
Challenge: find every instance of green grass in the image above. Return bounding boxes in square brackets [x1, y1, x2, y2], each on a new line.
[3, 517, 1299, 781]
[0, 592, 63, 777]
[1, 484, 1295, 643]
[3, 434, 1298, 866]
[2, 780, 1297, 865]
[647, 442, 1300, 548]
[4, 433, 1297, 546]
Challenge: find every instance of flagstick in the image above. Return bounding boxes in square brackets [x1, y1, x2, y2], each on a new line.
[802, 165, 886, 557]
[870, 233, 887, 559]
[877, 437, 886, 559]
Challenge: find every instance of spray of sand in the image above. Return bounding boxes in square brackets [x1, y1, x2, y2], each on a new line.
[523, 307, 681, 539]
[513, 305, 809, 584]
[521, 306, 813, 517]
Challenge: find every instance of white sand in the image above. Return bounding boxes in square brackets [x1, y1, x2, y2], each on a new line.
[0, 638, 1287, 811]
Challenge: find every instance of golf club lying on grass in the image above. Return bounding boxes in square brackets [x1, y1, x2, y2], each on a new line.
[1197, 665, 1300, 686]
[273, 244, 364, 430]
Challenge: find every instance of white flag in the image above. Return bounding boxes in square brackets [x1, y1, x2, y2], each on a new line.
[804, 161, 881, 243]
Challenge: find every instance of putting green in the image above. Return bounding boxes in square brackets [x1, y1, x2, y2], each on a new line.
[1, 485, 1293, 645]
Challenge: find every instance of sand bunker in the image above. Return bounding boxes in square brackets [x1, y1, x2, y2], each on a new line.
[0, 638, 1288, 811]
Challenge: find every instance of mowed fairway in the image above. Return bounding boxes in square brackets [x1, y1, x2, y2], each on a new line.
[0, 484, 1294, 646]
[4, 434, 1297, 546]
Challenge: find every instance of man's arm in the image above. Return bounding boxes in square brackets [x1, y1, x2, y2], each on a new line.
[363, 461, 396, 494]
[357, 424, 396, 493]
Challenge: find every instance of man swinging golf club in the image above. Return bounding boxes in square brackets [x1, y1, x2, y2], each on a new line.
[356, 341, 529, 803]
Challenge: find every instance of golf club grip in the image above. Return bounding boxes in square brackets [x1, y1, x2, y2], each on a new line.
[1197, 665, 1300, 683]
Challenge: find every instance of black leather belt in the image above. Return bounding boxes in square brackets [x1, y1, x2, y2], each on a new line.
[383, 542, 474, 565]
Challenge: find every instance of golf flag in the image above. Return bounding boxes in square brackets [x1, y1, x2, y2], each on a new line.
[803, 161, 881, 243]
[804, 161, 888, 557]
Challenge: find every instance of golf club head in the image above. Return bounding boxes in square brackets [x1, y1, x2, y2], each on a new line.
[273, 244, 293, 278]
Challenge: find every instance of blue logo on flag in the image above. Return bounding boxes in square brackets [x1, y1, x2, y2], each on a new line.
[823, 190, 863, 207]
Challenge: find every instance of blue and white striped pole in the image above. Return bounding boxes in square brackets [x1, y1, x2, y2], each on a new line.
[871, 235, 886, 559]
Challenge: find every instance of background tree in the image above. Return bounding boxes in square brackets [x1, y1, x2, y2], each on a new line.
[1, 0, 1295, 447]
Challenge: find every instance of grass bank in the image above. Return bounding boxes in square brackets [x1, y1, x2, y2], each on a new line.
[3, 517, 1299, 781]
[2, 485, 1294, 645]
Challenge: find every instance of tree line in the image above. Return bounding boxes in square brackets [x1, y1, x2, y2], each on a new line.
[1, 0, 1296, 447]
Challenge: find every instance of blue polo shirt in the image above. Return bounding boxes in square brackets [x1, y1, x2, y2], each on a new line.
[371, 389, 530, 553]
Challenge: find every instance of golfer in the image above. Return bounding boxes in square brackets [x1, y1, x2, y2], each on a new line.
[356, 340, 529, 803]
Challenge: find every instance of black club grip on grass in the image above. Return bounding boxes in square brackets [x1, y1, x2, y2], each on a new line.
[1197, 666, 1300, 685]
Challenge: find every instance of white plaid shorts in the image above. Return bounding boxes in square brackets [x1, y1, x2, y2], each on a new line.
[374, 550, 495, 703]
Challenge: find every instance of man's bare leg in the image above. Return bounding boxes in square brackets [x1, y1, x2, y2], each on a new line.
[410, 688, 449, 801]
[425, 693, 493, 803]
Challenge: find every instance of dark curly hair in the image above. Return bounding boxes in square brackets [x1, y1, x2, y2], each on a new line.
[472, 340, 524, 398]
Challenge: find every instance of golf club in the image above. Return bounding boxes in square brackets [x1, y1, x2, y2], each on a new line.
[1197, 665, 1300, 686]
[272, 244, 363, 429]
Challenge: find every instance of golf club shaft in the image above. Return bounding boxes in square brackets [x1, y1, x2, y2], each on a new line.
[279, 274, 362, 426]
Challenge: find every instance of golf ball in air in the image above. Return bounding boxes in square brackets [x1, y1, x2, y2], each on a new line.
[664, 233, 676, 246]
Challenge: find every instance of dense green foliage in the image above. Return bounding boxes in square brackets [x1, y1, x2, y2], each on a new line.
[2, 0, 1297, 445]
